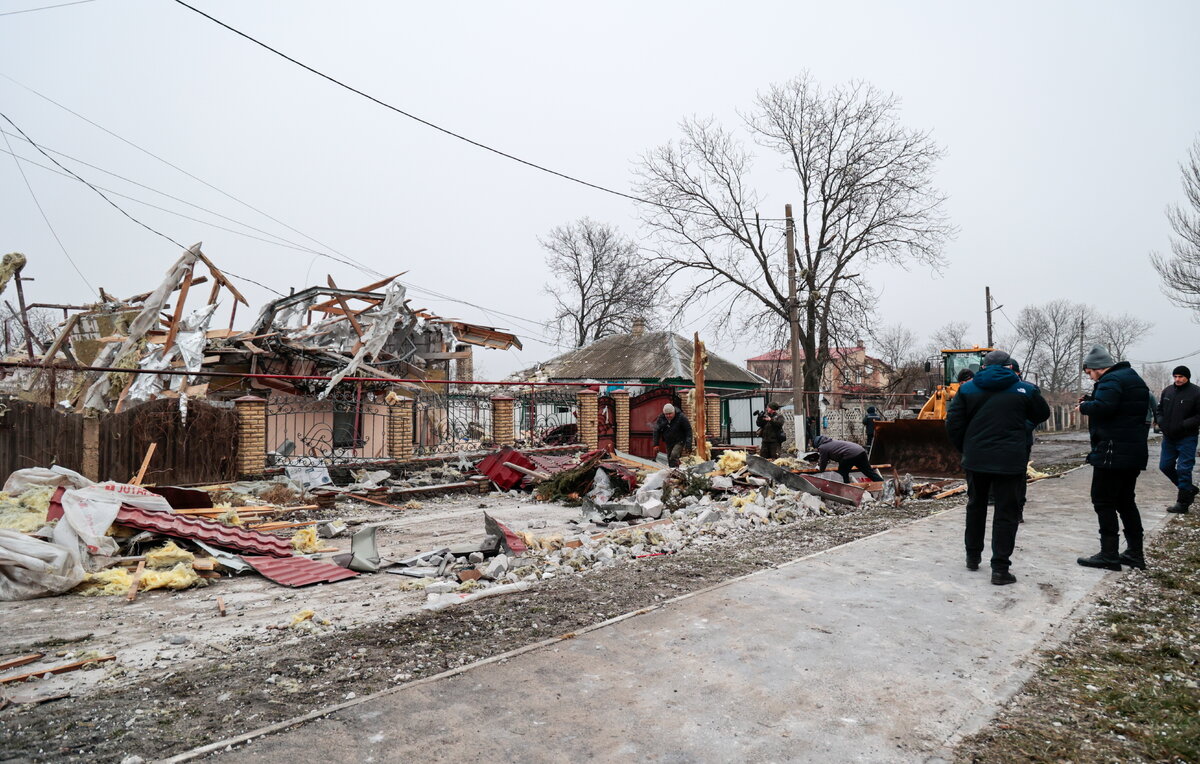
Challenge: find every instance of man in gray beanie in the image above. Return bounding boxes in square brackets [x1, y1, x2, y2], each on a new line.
[651, 402, 692, 467]
[946, 348, 1050, 584]
[1077, 345, 1151, 570]
[1156, 364, 1200, 513]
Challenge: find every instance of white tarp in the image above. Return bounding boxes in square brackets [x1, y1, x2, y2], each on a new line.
[0, 529, 85, 601]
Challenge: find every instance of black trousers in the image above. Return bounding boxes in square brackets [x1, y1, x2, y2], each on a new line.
[837, 453, 883, 483]
[1090, 467, 1143, 542]
[964, 471, 1024, 571]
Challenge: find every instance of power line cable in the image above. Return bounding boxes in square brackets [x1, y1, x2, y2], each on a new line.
[0, 135, 375, 270]
[1, 112, 283, 298]
[0, 0, 95, 16]
[1, 123, 94, 293]
[170, 0, 791, 223]
[0, 72, 384, 278]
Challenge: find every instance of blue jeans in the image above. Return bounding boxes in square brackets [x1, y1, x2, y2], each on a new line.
[1160, 434, 1198, 492]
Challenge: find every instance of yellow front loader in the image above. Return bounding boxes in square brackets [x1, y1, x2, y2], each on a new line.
[869, 348, 993, 477]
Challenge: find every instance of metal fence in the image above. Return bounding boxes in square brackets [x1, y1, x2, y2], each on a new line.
[413, 390, 492, 456]
[514, 388, 578, 447]
[265, 384, 391, 467]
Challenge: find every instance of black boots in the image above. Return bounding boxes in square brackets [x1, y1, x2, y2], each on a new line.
[966, 554, 981, 571]
[991, 569, 1016, 585]
[1119, 532, 1146, 570]
[1077, 534, 1122, 571]
[1167, 486, 1197, 514]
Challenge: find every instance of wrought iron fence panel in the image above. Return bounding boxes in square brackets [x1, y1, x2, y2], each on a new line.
[412, 390, 492, 455]
[265, 385, 391, 467]
[515, 388, 578, 447]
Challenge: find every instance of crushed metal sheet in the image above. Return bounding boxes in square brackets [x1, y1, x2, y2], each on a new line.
[115, 506, 294, 557]
[240, 555, 359, 587]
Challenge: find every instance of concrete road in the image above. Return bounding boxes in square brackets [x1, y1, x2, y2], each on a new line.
[196, 457, 1178, 764]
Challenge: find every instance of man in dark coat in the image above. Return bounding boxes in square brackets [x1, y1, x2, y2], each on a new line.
[651, 403, 692, 467]
[945, 349, 1051, 585]
[1077, 345, 1151, 571]
[813, 435, 883, 482]
[862, 406, 883, 449]
[1156, 365, 1200, 513]
[756, 402, 787, 459]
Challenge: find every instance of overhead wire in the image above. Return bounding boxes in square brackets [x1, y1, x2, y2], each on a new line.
[1, 112, 283, 297]
[0, 0, 95, 16]
[0, 121, 94, 293]
[0, 72, 384, 279]
[170, 0, 790, 223]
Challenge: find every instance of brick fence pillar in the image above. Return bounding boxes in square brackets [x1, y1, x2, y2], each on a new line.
[612, 389, 630, 454]
[491, 396, 515, 446]
[234, 395, 267, 477]
[387, 396, 414, 460]
[577, 389, 598, 451]
[705, 393, 721, 440]
[81, 414, 100, 481]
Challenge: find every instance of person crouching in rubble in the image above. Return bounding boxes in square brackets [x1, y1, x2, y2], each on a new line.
[945, 349, 1050, 585]
[652, 403, 693, 467]
[813, 435, 883, 483]
[756, 402, 787, 459]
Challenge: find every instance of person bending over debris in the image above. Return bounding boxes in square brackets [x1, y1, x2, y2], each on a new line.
[756, 402, 787, 459]
[813, 435, 883, 483]
[1076, 345, 1151, 571]
[652, 403, 692, 467]
[945, 349, 1050, 586]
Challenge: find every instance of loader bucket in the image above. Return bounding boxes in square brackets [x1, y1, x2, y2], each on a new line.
[869, 419, 963, 478]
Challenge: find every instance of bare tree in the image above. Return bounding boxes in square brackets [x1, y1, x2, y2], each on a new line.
[927, 320, 972, 354]
[0, 304, 58, 356]
[1013, 300, 1094, 393]
[635, 73, 955, 413]
[874, 324, 920, 370]
[1095, 313, 1153, 361]
[1151, 136, 1200, 315]
[541, 218, 665, 347]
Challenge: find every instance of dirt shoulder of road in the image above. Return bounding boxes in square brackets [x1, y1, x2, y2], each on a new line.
[0, 492, 961, 763]
[955, 509, 1200, 764]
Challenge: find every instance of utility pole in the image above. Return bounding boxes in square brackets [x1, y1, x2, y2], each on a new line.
[985, 286, 995, 348]
[1077, 316, 1086, 396]
[785, 204, 806, 447]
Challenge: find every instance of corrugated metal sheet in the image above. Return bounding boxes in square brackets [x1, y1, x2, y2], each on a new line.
[240, 555, 359, 586]
[542, 331, 765, 385]
[114, 506, 295, 557]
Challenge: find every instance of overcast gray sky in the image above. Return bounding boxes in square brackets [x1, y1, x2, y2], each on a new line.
[2, 0, 1198, 379]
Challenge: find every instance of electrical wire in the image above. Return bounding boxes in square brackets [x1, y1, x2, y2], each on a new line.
[0, 72, 384, 279]
[170, 0, 790, 223]
[1, 123, 94, 293]
[0, 0, 95, 16]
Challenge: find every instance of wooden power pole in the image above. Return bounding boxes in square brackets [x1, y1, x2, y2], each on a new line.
[985, 286, 994, 348]
[785, 204, 805, 446]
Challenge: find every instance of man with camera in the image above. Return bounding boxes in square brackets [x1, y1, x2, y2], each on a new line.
[756, 402, 787, 459]
[1076, 345, 1151, 571]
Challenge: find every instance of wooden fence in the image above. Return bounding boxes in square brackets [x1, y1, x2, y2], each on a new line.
[0, 396, 237, 486]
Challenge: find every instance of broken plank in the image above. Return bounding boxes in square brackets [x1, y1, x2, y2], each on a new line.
[0, 655, 116, 685]
[325, 276, 365, 340]
[502, 461, 551, 481]
[933, 484, 968, 500]
[216, 597, 226, 617]
[194, 250, 248, 306]
[126, 560, 146, 602]
[131, 443, 157, 486]
[0, 653, 45, 672]
[346, 493, 407, 511]
[306, 273, 403, 312]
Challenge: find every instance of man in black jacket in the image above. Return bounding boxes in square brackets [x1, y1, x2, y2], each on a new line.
[1156, 365, 1200, 513]
[756, 402, 787, 459]
[1077, 345, 1151, 570]
[946, 349, 1051, 585]
[651, 403, 692, 467]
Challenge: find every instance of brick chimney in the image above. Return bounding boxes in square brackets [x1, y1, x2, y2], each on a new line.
[631, 317, 645, 337]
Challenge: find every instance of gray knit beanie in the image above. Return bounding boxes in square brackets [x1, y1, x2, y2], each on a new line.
[1082, 345, 1116, 370]
[982, 350, 1011, 367]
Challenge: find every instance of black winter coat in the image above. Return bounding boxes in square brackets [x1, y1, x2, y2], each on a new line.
[1079, 362, 1150, 471]
[945, 365, 1051, 475]
[756, 410, 786, 443]
[651, 413, 693, 448]
[1157, 381, 1200, 440]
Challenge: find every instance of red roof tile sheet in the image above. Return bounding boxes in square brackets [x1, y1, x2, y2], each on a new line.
[240, 555, 359, 587]
[114, 506, 294, 558]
